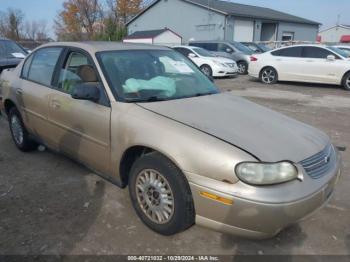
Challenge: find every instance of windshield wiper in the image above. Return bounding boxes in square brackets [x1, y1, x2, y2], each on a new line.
[125, 96, 167, 103]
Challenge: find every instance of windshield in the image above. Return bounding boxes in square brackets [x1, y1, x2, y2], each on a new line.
[192, 47, 215, 57]
[257, 44, 271, 52]
[97, 50, 219, 102]
[327, 46, 349, 58]
[230, 42, 253, 55]
[1, 40, 27, 58]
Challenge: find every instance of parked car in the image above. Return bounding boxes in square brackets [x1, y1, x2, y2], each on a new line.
[0, 42, 341, 239]
[173, 45, 238, 77]
[249, 44, 350, 90]
[0, 37, 28, 73]
[189, 41, 253, 75]
[241, 42, 271, 53]
[333, 46, 350, 57]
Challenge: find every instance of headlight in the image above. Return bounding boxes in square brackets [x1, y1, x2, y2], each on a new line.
[235, 162, 298, 185]
[213, 61, 226, 67]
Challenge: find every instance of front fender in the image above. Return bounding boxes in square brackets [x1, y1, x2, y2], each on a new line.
[109, 102, 257, 185]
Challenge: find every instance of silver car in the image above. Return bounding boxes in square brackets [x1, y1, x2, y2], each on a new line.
[189, 40, 253, 74]
[0, 42, 341, 239]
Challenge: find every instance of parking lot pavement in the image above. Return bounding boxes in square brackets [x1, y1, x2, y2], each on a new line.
[0, 76, 349, 255]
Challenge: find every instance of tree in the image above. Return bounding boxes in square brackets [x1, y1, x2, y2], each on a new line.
[0, 8, 24, 40]
[117, 0, 142, 25]
[55, 0, 103, 40]
[24, 20, 38, 40]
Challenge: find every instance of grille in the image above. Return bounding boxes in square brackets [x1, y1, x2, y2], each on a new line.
[300, 144, 334, 179]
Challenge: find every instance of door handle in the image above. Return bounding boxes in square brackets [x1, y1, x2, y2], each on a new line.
[51, 99, 61, 109]
[306, 60, 314, 62]
[16, 88, 23, 95]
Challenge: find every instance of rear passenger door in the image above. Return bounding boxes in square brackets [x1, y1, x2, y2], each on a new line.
[47, 48, 111, 175]
[19, 47, 63, 145]
[271, 46, 304, 81]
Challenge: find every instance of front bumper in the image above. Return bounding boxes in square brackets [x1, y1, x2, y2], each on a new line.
[186, 159, 341, 239]
[213, 66, 238, 77]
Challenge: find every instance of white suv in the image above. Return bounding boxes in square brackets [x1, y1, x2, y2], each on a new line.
[249, 44, 350, 90]
[173, 46, 238, 78]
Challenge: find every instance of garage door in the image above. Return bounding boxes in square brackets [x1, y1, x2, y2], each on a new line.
[234, 20, 254, 42]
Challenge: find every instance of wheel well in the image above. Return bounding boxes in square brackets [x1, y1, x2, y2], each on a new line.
[342, 70, 350, 84]
[4, 99, 16, 116]
[200, 64, 211, 69]
[259, 66, 278, 78]
[119, 146, 155, 187]
[237, 60, 247, 65]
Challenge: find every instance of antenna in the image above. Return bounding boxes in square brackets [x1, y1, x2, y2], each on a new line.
[337, 14, 341, 26]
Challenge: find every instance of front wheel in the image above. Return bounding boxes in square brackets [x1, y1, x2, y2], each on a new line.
[8, 107, 37, 152]
[260, 67, 278, 84]
[342, 72, 350, 91]
[200, 65, 213, 77]
[237, 61, 248, 75]
[129, 152, 195, 235]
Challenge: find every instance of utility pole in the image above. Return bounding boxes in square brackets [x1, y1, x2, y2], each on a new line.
[337, 14, 341, 26]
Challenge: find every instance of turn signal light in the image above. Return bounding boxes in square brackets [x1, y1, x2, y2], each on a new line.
[200, 191, 233, 205]
[250, 56, 258, 62]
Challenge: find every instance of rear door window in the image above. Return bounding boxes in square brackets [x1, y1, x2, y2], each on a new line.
[27, 47, 63, 86]
[272, 46, 303, 57]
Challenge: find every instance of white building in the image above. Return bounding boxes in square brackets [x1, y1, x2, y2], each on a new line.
[318, 25, 350, 43]
[123, 28, 182, 45]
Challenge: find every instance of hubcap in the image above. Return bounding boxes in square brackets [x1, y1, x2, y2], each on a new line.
[201, 67, 211, 76]
[135, 169, 174, 224]
[11, 115, 24, 145]
[346, 77, 350, 89]
[262, 69, 276, 84]
[238, 63, 246, 74]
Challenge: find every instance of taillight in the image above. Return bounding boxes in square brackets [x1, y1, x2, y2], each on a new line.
[250, 56, 258, 62]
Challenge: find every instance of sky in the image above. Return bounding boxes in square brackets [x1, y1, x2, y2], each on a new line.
[0, 0, 349, 39]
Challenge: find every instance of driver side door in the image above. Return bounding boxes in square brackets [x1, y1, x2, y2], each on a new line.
[47, 48, 112, 175]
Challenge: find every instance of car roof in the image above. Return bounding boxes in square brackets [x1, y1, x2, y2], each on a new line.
[334, 45, 350, 49]
[38, 41, 170, 53]
[190, 40, 235, 44]
[276, 44, 330, 49]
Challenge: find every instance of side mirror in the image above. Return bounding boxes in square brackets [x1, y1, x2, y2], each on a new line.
[188, 53, 197, 58]
[71, 83, 100, 102]
[327, 55, 335, 61]
[226, 48, 233, 53]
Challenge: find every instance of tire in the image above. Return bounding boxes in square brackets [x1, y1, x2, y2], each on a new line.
[200, 65, 213, 77]
[342, 72, 350, 91]
[260, 67, 278, 84]
[129, 152, 195, 235]
[237, 61, 248, 75]
[8, 107, 37, 152]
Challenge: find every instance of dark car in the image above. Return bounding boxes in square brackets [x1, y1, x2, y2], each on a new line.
[241, 42, 271, 53]
[0, 38, 28, 73]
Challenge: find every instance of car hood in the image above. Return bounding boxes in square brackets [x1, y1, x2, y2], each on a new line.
[211, 57, 236, 64]
[139, 92, 329, 163]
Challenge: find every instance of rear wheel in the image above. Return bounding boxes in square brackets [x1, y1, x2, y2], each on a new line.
[237, 61, 248, 75]
[342, 72, 350, 91]
[129, 152, 195, 235]
[200, 65, 212, 77]
[260, 67, 278, 84]
[8, 107, 37, 152]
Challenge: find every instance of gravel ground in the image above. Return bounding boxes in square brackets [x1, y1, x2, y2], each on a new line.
[0, 75, 349, 256]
